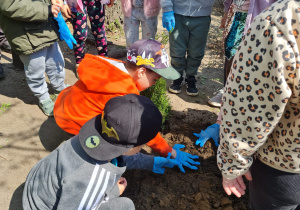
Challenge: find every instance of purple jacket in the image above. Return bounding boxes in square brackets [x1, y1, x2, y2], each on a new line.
[121, 0, 161, 18]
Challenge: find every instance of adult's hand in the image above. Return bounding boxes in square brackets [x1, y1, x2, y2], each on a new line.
[222, 170, 252, 197]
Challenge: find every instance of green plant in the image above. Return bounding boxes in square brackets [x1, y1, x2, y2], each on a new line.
[0, 103, 11, 114]
[140, 78, 171, 127]
[155, 32, 169, 45]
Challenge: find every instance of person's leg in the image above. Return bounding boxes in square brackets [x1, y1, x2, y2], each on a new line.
[98, 197, 135, 210]
[168, 13, 189, 94]
[0, 49, 4, 79]
[88, 0, 107, 56]
[0, 27, 10, 50]
[44, 42, 66, 92]
[249, 158, 300, 210]
[0, 27, 8, 79]
[72, 5, 88, 64]
[141, 15, 158, 40]
[186, 16, 211, 77]
[184, 16, 211, 96]
[169, 13, 188, 76]
[124, 6, 141, 48]
[19, 48, 54, 116]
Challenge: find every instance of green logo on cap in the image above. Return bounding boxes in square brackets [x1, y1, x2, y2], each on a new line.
[85, 136, 100, 149]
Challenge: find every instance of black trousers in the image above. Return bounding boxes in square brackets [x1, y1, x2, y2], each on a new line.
[249, 158, 300, 210]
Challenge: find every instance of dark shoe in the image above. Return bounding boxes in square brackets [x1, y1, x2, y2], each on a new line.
[0, 64, 5, 79]
[169, 76, 184, 94]
[185, 76, 198, 96]
[1, 43, 11, 53]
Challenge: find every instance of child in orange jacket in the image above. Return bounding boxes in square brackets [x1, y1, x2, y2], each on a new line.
[54, 39, 200, 172]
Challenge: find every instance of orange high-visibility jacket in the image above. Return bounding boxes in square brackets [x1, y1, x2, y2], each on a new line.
[54, 54, 172, 156]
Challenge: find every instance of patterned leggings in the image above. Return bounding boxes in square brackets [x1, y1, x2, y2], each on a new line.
[72, 0, 107, 64]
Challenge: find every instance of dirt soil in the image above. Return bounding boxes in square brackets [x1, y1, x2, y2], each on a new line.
[0, 3, 250, 210]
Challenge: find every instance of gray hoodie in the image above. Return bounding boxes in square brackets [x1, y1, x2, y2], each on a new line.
[161, 0, 215, 17]
[22, 136, 154, 210]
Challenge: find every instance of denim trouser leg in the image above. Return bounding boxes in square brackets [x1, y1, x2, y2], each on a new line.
[19, 42, 66, 101]
[169, 14, 211, 77]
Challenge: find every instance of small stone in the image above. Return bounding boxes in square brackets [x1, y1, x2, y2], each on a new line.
[191, 182, 198, 192]
[151, 193, 156, 198]
[213, 201, 221, 208]
[159, 200, 165, 206]
[223, 206, 233, 210]
[221, 197, 232, 207]
[194, 193, 202, 202]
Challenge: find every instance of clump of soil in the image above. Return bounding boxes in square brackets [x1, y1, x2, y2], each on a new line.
[123, 109, 250, 210]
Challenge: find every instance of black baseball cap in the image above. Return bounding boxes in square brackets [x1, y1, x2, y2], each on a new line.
[127, 39, 180, 80]
[79, 94, 162, 161]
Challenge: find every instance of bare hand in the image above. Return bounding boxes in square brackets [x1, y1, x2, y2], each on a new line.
[219, 12, 228, 29]
[117, 177, 127, 195]
[222, 170, 252, 197]
[51, 4, 61, 18]
[51, 0, 63, 8]
[61, 4, 74, 18]
[107, 0, 114, 7]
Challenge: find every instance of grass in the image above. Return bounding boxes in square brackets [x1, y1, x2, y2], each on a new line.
[0, 103, 11, 115]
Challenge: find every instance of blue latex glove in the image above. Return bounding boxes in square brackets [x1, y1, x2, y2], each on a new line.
[54, 12, 77, 49]
[153, 153, 180, 174]
[162, 11, 175, 32]
[173, 144, 200, 173]
[194, 123, 220, 147]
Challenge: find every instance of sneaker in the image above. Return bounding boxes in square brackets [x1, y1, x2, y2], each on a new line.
[39, 98, 55, 116]
[169, 76, 184, 94]
[185, 76, 198, 96]
[1, 43, 11, 52]
[208, 88, 224, 107]
[51, 84, 71, 102]
[0, 64, 5, 80]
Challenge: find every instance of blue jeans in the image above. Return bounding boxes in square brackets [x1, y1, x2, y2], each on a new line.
[169, 14, 211, 77]
[19, 42, 66, 101]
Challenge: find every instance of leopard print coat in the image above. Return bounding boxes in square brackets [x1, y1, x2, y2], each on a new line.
[217, 0, 300, 179]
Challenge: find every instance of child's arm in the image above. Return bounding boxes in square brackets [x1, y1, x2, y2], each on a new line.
[146, 133, 200, 173]
[122, 153, 154, 171]
[122, 153, 183, 174]
[146, 133, 172, 157]
[0, 0, 61, 22]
